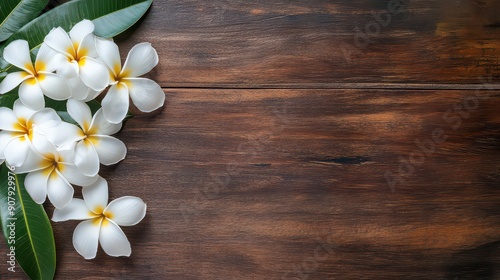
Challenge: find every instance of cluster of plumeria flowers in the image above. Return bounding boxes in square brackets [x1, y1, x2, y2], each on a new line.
[0, 19, 164, 259]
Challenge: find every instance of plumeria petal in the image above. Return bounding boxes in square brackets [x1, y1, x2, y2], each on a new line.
[4, 135, 31, 167]
[92, 135, 126, 165]
[24, 169, 50, 204]
[0, 132, 13, 159]
[19, 81, 45, 110]
[74, 140, 100, 176]
[60, 163, 97, 187]
[35, 124, 61, 142]
[0, 72, 31, 94]
[105, 196, 146, 226]
[30, 130, 58, 157]
[36, 43, 67, 73]
[37, 73, 72, 100]
[73, 219, 101, 259]
[67, 99, 92, 131]
[67, 77, 92, 100]
[126, 78, 165, 112]
[13, 142, 52, 174]
[13, 99, 36, 121]
[56, 60, 79, 79]
[44, 27, 74, 59]
[79, 57, 109, 91]
[95, 38, 121, 77]
[78, 33, 98, 59]
[122, 42, 158, 77]
[47, 169, 74, 209]
[3, 40, 34, 73]
[57, 141, 76, 162]
[81, 88, 102, 102]
[69, 19, 94, 46]
[82, 176, 108, 214]
[52, 198, 97, 221]
[90, 109, 122, 135]
[99, 219, 131, 257]
[102, 83, 129, 124]
[29, 108, 61, 127]
[0, 108, 21, 131]
[45, 122, 84, 147]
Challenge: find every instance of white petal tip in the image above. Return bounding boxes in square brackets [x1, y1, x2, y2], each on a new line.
[82, 255, 96, 260]
[111, 252, 131, 258]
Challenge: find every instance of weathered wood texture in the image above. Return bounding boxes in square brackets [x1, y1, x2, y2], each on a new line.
[3, 89, 498, 280]
[115, 0, 500, 87]
[61, 89, 500, 279]
[2, 0, 500, 279]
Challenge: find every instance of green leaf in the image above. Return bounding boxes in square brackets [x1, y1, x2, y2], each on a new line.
[0, 164, 56, 280]
[0, 0, 49, 42]
[0, 0, 153, 71]
[0, 90, 18, 108]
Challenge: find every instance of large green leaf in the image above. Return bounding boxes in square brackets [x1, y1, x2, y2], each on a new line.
[0, 164, 56, 280]
[0, 0, 49, 42]
[0, 90, 17, 108]
[0, 0, 153, 71]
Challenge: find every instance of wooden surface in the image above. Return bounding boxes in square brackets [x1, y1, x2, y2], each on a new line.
[2, 0, 500, 279]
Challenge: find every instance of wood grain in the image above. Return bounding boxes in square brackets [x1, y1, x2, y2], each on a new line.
[1, 0, 500, 279]
[116, 0, 500, 87]
[62, 89, 500, 279]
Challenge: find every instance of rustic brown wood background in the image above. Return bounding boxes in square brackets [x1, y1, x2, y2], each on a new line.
[3, 0, 500, 279]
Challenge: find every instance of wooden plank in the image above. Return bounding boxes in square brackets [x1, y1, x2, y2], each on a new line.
[0, 88, 492, 279]
[116, 0, 500, 87]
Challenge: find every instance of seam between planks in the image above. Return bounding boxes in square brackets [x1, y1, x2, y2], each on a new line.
[160, 83, 500, 91]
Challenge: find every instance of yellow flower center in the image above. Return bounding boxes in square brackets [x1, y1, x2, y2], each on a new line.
[13, 118, 34, 141]
[91, 206, 113, 227]
[42, 155, 65, 177]
[66, 43, 88, 63]
[110, 64, 131, 86]
[24, 61, 46, 84]
[78, 122, 99, 146]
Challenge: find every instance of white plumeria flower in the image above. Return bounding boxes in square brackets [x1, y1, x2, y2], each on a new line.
[96, 39, 165, 124]
[45, 99, 126, 176]
[52, 177, 147, 259]
[15, 130, 98, 209]
[43, 19, 109, 92]
[0, 99, 61, 167]
[67, 76, 101, 102]
[0, 40, 71, 110]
